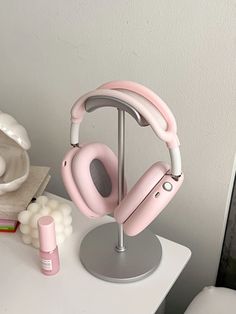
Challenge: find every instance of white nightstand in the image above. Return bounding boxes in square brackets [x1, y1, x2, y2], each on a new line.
[0, 192, 191, 314]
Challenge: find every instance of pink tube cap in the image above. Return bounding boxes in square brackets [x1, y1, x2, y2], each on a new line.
[38, 216, 57, 252]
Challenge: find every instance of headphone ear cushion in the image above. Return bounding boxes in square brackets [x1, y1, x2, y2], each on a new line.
[114, 161, 169, 224]
[62, 147, 100, 218]
[71, 143, 119, 216]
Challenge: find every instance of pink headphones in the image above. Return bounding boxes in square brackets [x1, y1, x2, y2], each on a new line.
[61, 81, 183, 236]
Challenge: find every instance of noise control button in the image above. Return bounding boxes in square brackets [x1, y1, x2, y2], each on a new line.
[162, 182, 173, 192]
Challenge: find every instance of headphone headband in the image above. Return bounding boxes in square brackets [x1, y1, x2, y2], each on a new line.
[70, 82, 182, 176]
[99, 81, 177, 133]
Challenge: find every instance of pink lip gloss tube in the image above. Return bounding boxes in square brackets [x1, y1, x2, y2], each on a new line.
[38, 216, 60, 276]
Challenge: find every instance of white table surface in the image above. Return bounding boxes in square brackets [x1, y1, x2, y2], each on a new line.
[0, 192, 191, 314]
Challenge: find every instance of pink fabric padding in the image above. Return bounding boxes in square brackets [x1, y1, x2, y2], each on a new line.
[114, 162, 169, 224]
[71, 89, 178, 147]
[99, 81, 179, 148]
[123, 173, 184, 236]
[61, 147, 100, 218]
[71, 143, 119, 216]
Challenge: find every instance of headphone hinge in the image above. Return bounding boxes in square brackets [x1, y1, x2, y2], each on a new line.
[71, 143, 80, 148]
[171, 174, 182, 181]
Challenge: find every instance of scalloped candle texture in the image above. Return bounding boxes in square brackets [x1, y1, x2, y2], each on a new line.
[18, 196, 73, 248]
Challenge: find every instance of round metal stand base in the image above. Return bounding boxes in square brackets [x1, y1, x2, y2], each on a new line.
[80, 222, 162, 283]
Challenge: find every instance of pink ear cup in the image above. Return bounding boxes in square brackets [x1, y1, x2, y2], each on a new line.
[123, 173, 184, 236]
[62, 143, 128, 218]
[114, 162, 169, 223]
[61, 147, 100, 218]
[114, 162, 184, 236]
[71, 143, 119, 216]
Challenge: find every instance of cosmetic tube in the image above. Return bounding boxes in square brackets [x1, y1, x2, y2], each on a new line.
[38, 216, 60, 275]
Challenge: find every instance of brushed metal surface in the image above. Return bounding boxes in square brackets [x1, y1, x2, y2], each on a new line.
[117, 109, 125, 252]
[80, 222, 162, 283]
[85, 96, 149, 127]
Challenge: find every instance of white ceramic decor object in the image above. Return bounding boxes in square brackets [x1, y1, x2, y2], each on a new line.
[0, 111, 31, 195]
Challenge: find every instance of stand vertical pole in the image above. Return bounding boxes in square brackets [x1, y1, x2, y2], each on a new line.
[116, 109, 126, 252]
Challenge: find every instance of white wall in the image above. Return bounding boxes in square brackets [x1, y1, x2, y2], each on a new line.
[1, 1, 236, 312]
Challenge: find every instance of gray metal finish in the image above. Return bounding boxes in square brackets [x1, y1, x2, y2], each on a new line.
[116, 109, 126, 252]
[85, 96, 149, 127]
[79, 222, 162, 283]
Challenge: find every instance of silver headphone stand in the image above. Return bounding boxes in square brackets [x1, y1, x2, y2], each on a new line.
[79, 107, 162, 283]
